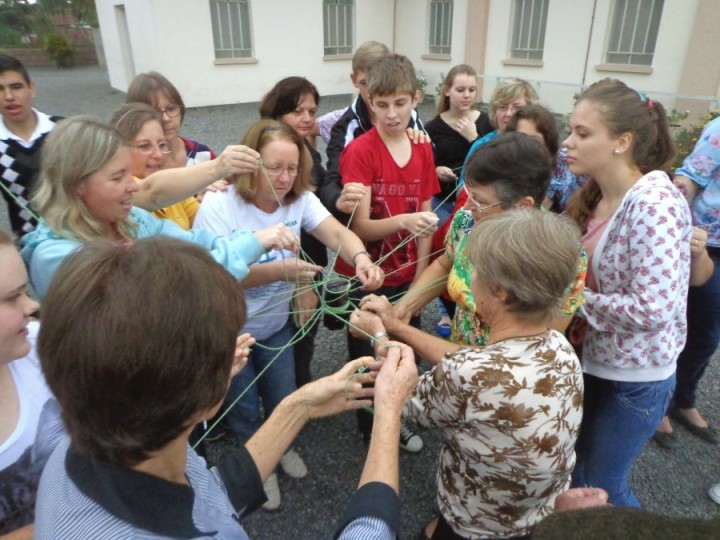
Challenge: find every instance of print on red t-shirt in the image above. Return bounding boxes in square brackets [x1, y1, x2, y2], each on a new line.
[337, 127, 440, 286]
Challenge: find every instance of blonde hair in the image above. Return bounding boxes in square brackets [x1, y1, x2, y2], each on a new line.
[352, 41, 390, 74]
[467, 209, 581, 324]
[488, 78, 538, 129]
[32, 116, 136, 242]
[233, 119, 313, 205]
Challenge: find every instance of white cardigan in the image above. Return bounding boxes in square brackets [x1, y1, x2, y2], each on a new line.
[579, 171, 693, 382]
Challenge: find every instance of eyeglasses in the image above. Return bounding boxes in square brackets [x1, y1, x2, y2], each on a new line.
[463, 184, 502, 213]
[130, 141, 172, 155]
[263, 164, 299, 179]
[156, 104, 181, 117]
[496, 103, 525, 115]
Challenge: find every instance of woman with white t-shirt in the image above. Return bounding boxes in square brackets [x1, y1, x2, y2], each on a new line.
[0, 230, 63, 539]
[193, 119, 384, 510]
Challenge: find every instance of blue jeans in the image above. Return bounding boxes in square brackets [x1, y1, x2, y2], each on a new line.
[673, 250, 720, 409]
[572, 373, 675, 507]
[432, 195, 454, 228]
[224, 321, 296, 444]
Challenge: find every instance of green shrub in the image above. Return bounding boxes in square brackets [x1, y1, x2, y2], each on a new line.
[668, 109, 720, 172]
[45, 31, 75, 67]
[0, 25, 22, 47]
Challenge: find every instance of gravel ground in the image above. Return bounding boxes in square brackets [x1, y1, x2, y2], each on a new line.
[8, 66, 720, 538]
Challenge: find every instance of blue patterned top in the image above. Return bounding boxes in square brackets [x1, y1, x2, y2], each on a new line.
[676, 116, 720, 247]
[457, 130, 498, 188]
[547, 148, 590, 212]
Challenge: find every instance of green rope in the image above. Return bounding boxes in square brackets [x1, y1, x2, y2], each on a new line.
[196, 160, 456, 442]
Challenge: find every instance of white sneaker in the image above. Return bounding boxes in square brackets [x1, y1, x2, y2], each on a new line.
[280, 448, 308, 479]
[399, 422, 423, 453]
[709, 483, 720, 505]
[262, 472, 281, 511]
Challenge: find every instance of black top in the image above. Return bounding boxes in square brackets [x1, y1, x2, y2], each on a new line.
[302, 141, 329, 267]
[424, 112, 493, 202]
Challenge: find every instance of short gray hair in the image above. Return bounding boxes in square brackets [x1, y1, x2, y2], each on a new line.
[467, 209, 582, 324]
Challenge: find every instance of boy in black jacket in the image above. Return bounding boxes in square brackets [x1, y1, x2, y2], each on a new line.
[320, 41, 427, 220]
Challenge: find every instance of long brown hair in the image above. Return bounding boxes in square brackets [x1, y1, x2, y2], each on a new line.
[435, 64, 477, 116]
[565, 78, 675, 228]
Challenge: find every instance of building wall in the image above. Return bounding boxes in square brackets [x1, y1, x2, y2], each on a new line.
[482, 0, 703, 114]
[96, 0, 395, 107]
[96, 0, 718, 115]
[676, 0, 720, 119]
[393, 0, 470, 96]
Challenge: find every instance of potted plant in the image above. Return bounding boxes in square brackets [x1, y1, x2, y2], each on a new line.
[416, 73, 428, 102]
[434, 72, 446, 108]
[45, 31, 75, 68]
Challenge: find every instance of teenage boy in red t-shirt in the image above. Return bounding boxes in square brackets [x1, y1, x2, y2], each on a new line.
[336, 54, 440, 451]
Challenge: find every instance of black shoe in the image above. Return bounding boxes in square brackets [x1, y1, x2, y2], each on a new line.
[361, 431, 371, 447]
[399, 423, 423, 453]
[653, 430, 679, 449]
[669, 408, 719, 444]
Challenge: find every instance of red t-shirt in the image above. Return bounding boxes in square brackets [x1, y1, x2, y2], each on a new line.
[337, 128, 440, 286]
[432, 188, 468, 259]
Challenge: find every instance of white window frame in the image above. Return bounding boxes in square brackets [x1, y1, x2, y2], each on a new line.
[428, 0, 453, 56]
[209, 0, 254, 60]
[323, 0, 354, 57]
[510, 0, 548, 61]
[606, 0, 664, 66]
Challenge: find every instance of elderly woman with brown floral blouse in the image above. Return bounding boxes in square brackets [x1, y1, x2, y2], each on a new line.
[352, 209, 584, 540]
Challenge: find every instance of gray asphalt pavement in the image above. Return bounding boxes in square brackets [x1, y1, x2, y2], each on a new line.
[9, 66, 720, 539]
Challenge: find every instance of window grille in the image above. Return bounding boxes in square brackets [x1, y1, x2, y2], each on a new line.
[606, 0, 664, 65]
[510, 0, 548, 61]
[209, 0, 253, 59]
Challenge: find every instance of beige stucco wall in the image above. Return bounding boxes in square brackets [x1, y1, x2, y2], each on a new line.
[96, 0, 717, 114]
[675, 0, 720, 120]
[96, 0, 395, 107]
[481, 0, 703, 114]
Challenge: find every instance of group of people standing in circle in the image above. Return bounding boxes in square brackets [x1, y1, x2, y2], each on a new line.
[1, 36, 719, 538]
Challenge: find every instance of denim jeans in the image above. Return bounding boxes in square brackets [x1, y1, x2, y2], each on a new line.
[293, 314, 319, 388]
[223, 320, 296, 444]
[673, 250, 720, 409]
[572, 373, 675, 507]
[432, 195, 455, 228]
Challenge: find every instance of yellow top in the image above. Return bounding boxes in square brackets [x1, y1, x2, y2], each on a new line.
[151, 196, 199, 231]
[134, 176, 200, 231]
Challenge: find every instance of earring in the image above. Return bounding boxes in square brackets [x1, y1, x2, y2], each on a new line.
[613, 149, 621, 155]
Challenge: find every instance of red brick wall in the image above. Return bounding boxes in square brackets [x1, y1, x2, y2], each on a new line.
[4, 44, 98, 68]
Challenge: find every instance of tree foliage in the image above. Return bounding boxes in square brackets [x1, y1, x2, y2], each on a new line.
[0, 0, 33, 35]
[39, 0, 98, 26]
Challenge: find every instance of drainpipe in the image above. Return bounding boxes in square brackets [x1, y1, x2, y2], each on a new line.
[581, 0, 598, 88]
[392, 0, 398, 52]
